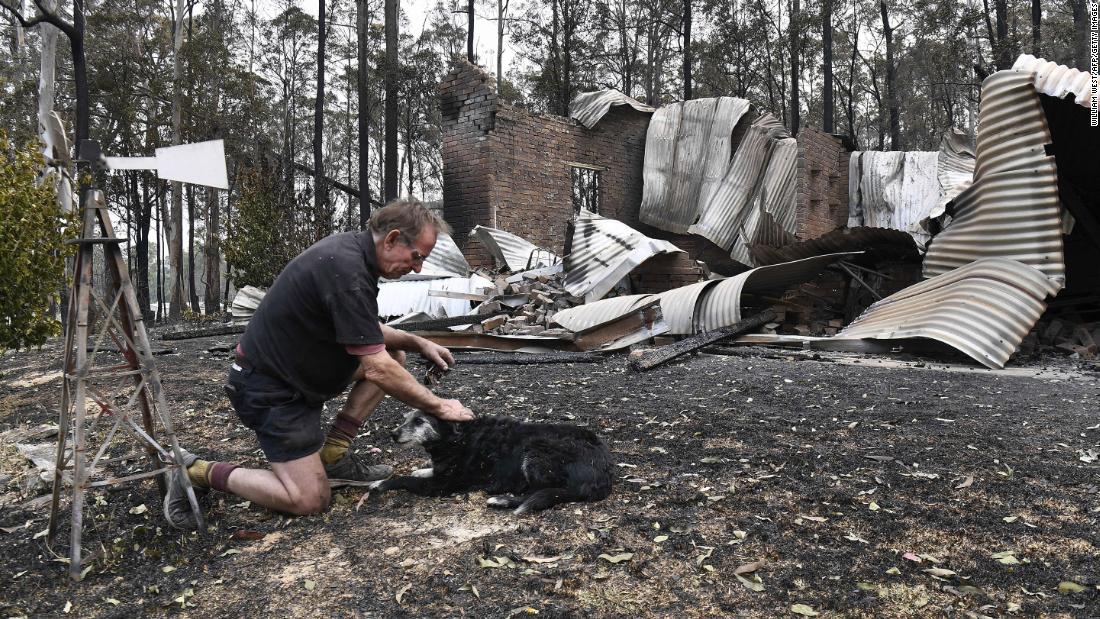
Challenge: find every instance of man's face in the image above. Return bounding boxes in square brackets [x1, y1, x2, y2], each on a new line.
[377, 228, 436, 279]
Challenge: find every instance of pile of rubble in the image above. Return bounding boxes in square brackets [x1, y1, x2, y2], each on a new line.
[1023, 317, 1100, 359]
[464, 269, 584, 337]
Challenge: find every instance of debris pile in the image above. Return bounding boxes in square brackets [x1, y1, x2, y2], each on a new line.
[1023, 317, 1100, 359]
[464, 269, 585, 336]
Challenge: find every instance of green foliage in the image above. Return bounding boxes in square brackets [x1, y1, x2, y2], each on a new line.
[0, 134, 76, 351]
[223, 166, 294, 288]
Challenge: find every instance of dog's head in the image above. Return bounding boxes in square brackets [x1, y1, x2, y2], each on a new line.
[390, 409, 451, 447]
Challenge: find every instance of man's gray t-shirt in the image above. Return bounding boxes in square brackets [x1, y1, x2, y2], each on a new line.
[239, 231, 384, 403]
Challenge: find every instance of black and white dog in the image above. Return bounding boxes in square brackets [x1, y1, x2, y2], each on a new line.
[368, 410, 613, 514]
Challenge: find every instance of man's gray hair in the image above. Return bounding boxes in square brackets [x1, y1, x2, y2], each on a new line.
[369, 198, 452, 240]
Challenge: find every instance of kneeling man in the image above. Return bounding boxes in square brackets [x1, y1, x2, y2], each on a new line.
[166, 198, 475, 527]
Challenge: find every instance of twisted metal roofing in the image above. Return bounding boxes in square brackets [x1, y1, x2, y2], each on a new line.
[569, 89, 656, 129]
[639, 97, 751, 234]
[750, 227, 919, 266]
[416, 232, 470, 279]
[847, 150, 940, 246]
[688, 113, 791, 255]
[563, 211, 683, 302]
[553, 253, 850, 335]
[1011, 54, 1093, 108]
[923, 71, 1064, 284]
[378, 274, 494, 318]
[728, 136, 799, 266]
[469, 225, 559, 273]
[836, 258, 1060, 369]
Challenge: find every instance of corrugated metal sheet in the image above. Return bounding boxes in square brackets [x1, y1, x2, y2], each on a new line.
[695, 253, 856, 330]
[638, 104, 682, 231]
[750, 227, 919, 266]
[1012, 54, 1093, 108]
[551, 294, 654, 332]
[563, 210, 683, 302]
[668, 98, 719, 226]
[402, 232, 469, 279]
[569, 89, 656, 129]
[688, 113, 790, 253]
[847, 150, 940, 246]
[923, 71, 1065, 285]
[932, 128, 976, 222]
[230, 285, 266, 323]
[377, 274, 494, 318]
[469, 225, 559, 273]
[639, 97, 751, 234]
[554, 253, 850, 335]
[728, 135, 799, 266]
[836, 258, 1060, 369]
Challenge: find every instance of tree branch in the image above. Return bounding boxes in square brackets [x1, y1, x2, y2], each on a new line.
[0, 0, 77, 38]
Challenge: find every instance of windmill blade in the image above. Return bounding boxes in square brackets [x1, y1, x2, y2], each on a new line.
[104, 139, 229, 189]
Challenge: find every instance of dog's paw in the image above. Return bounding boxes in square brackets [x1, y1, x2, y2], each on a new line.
[410, 467, 434, 479]
[366, 479, 387, 491]
[486, 495, 516, 509]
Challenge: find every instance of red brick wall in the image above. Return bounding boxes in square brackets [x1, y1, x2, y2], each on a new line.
[795, 128, 850, 240]
[440, 60, 498, 268]
[441, 59, 650, 269]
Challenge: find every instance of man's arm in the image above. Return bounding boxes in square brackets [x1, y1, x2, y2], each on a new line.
[357, 350, 473, 421]
[380, 323, 455, 369]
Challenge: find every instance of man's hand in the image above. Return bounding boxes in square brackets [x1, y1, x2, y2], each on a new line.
[418, 338, 456, 371]
[434, 398, 475, 422]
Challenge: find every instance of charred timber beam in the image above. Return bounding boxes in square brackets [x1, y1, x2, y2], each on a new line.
[630, 309, 777, 372]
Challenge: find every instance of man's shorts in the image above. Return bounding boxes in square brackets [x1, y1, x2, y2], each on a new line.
[225, 360, 325, 463]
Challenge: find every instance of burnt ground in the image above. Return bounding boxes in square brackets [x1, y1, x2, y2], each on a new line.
[1, 334, 1099, 618]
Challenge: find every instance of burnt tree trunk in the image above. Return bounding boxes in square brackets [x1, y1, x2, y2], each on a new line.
[683, 0, 692, 100]
[314, 0, 328, 240]
[822, 0, 833, 133]
[467, 0, 475, 62]
[789, 0, 800, 135]
[357, 0, 371, 228]
[880, 0, 900, 149]
[384, 0, 398, 201]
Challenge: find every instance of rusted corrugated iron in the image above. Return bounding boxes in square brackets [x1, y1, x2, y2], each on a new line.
[563, 211, 682, 302]
[923, 71, 1064, 285]
[1012, 54, 1093, 108]
[469, 225, 559, 273]
[836, 258, 1060, 369]
[639, 97, 751, 234]
[569, 89, 655, 129]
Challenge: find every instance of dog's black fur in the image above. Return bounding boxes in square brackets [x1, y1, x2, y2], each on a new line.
[370, 410, 613, 514]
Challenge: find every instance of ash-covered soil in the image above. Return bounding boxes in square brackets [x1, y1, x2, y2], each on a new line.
[1, 334, 1098, 617]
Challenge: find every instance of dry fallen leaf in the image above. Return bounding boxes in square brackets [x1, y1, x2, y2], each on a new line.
[304, 579, 316, 591]
[790, 603, 818, 616]
[924, 568, 957, 578]
[954, 475, 974, 489]
[735, 573, 765, 592]
[598, 553, 633, 564]
[1057, 581, 1085, 594]
[902, 552, 922, 563]
[734, 561, 763, 575]
[395, 583, 411, 604]
[992, 551, 1020, 565]
[520, 555, 563, 564]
